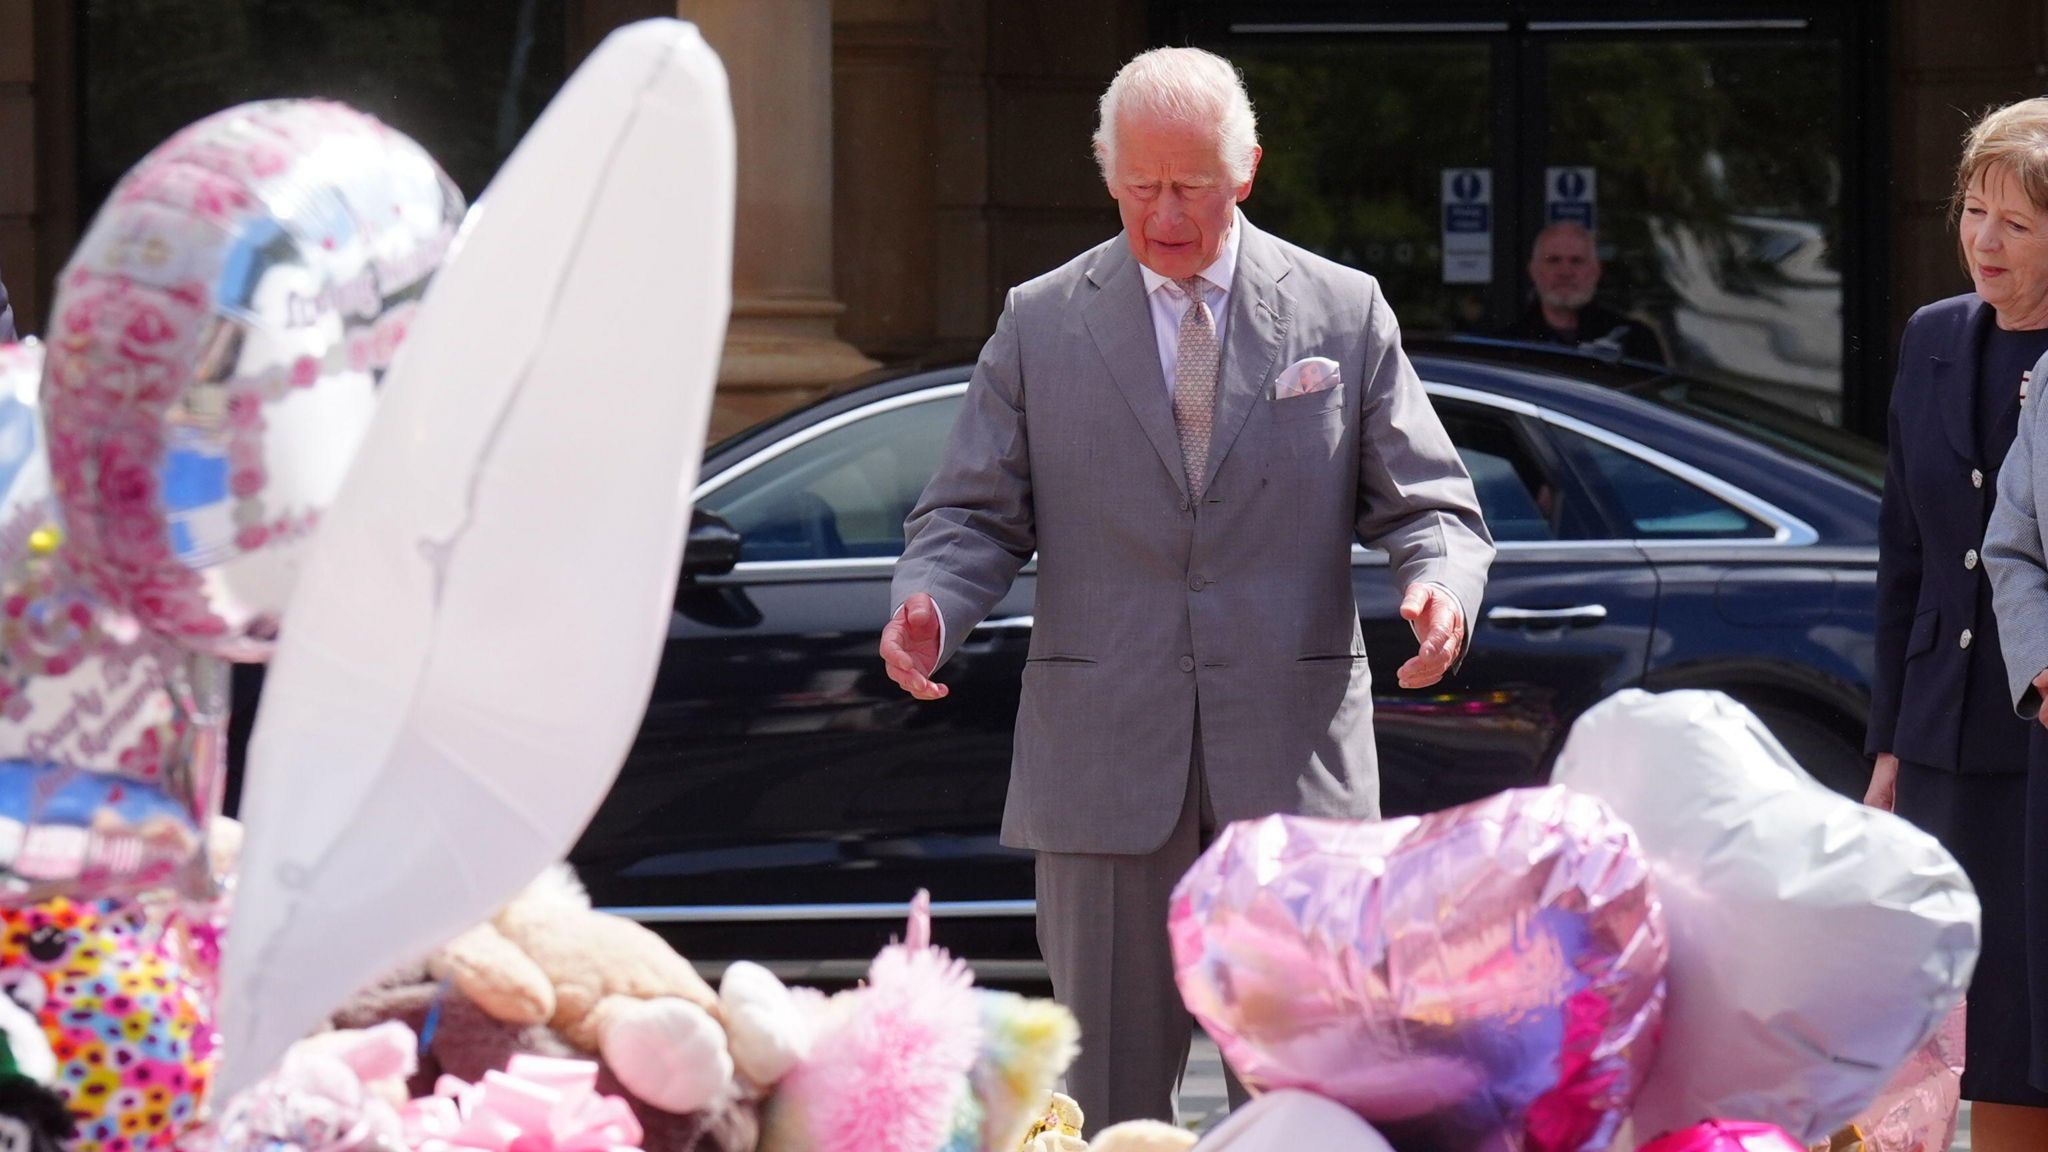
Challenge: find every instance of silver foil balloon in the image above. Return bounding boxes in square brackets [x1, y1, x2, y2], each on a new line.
[0, 341, 227, 904]
[1170, 786, 1668, 1152]
[43, 100, 465, 661]
[1552, 691, 1978, 1144]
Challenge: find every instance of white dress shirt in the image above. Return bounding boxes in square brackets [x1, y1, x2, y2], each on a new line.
[1139, 211, 1243, 397]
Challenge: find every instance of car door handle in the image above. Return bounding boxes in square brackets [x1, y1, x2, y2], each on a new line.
[1486, 605, 1608, 627]
[972, 615, 1035, 634]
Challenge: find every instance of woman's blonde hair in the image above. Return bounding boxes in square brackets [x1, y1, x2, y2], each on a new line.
[1954, 97, 2048, 225]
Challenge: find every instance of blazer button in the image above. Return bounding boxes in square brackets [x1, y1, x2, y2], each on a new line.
[1179, 498, 1191, 512]
[1966, 548, 1980, 570]
[1961, 629, 1975, 650]
[1973, 469, 1985, 489]
[1188, 575, 1206, 591]
[1179, 655, 1196, 673]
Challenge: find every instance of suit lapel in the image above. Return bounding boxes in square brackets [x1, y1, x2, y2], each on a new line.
[1933, 297, 1994, 466]
[1202, 220, 1291, 495]
[1084, 241, 1189, 499]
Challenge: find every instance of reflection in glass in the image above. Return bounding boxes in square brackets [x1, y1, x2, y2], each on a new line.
[1236, 44, 1494, 332]
[706, 398, 965, 563]
[1549, 40, 1844, 422]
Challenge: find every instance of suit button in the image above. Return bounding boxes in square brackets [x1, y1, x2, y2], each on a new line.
[1974, 469, 1986, 489]
[1179, 655, 1195, 672]
[1966, 549, 1980, 570]
[1961, 629, 1975, 650]
[1188, 575, 1205, 591]
[1179, 498, 1190, 512]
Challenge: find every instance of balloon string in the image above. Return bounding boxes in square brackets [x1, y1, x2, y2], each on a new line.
[419, 978, 452, 1055]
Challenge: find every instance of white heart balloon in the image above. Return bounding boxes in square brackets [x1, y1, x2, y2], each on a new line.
[1551, 689, 1979, 1142]
[217, 18, 736, 1094]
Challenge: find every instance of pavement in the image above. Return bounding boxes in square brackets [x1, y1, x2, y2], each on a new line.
[1179, 1035, 1974, 1150]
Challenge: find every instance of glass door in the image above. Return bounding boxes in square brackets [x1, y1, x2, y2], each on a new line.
[1230, 34, 1510, 333]
[1193, 3, 1872, 429]
[1542, 35, 1846, 421]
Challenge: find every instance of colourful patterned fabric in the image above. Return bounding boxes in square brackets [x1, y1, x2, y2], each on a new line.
[0, 899, 212, 1152]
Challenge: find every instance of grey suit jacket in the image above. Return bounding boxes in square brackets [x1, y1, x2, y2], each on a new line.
[1986, 348, 2048, 718]
[892, 220, 1494, 855]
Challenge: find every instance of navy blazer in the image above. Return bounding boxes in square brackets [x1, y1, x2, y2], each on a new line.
[1869, 293, 2033, 771]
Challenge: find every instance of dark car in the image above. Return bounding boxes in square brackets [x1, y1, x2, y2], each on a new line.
[557, 339, 1883, 980]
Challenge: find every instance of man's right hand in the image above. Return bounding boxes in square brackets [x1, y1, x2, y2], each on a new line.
[1865, 752, 1900, 812]
[881, 593, 948, 700]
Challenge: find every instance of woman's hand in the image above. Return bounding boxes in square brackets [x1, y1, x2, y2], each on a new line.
[1865, 752, 1900, 811]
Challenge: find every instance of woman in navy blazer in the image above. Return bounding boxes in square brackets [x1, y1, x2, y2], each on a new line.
[1868, 99, 2048, 1146]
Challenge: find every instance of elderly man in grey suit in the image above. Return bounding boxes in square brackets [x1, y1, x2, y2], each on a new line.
[881, 47, 1494, 1131]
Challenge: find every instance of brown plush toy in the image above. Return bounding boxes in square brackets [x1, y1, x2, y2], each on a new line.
[432, 865, 732, 1113]
[330, 867, 760, 1152]
[332, 973, 757, 1152]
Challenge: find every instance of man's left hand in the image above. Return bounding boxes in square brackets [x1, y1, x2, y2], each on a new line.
[2034, 668, 2048, 728]
[1398, 584, 1464, 690]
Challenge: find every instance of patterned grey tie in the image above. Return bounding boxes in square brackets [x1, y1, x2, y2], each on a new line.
[1173, 275, 1220, 497]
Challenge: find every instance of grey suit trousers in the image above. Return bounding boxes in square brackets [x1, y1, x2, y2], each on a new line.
[1035, 732, 1251, 1135]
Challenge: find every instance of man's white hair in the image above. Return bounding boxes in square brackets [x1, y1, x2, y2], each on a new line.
[1093, 47, 1259, 185]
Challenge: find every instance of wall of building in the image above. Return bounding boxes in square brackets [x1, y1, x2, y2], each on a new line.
[829, 0, 1143, 367]
[1, 0, 75, 337]
[14, 1, 2048, 434]
[1890, 0, 2048, 336]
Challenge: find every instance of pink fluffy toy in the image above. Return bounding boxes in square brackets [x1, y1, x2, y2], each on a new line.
[755, 892, 1029, 1152]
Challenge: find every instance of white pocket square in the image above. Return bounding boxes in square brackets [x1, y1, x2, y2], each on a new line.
[1274, 356, 1341, 400]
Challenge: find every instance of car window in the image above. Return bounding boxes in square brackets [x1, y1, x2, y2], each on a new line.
[1622, 376, 1884, 491]
[1551, 425, 1775, 540]
[702, 394, 964, 562]
[1435, 403, 1603, 542]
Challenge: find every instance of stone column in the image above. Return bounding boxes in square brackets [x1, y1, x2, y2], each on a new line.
[682, 0, 879, 435]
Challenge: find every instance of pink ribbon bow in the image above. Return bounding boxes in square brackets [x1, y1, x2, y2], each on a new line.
[401, 1056, 644, 1152]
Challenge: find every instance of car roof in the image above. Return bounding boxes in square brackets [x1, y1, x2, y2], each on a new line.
[704, 338, 1879, 545]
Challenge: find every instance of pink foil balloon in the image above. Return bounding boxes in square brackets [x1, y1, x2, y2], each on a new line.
[1824, 1001, 1965, 1152]
[1170, 786, 1667, 1152]
[0, 342, 226, 905]
[1637, 1121, 1806, 1152]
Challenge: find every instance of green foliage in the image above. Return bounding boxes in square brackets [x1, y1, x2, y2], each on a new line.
[82, 0, 566, 211]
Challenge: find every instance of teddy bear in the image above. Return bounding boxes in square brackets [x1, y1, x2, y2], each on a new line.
[329, 865, 804, 1152]
[429, 865, 728, 1109]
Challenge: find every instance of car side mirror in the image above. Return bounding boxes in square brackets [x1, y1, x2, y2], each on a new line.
[680, 508, 742, 580]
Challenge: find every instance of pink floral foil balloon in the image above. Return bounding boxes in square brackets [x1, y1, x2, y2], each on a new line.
[43, 100, 464, 660]
[0, 342, 225, 905]
[1170, 786, 1667, 1152]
